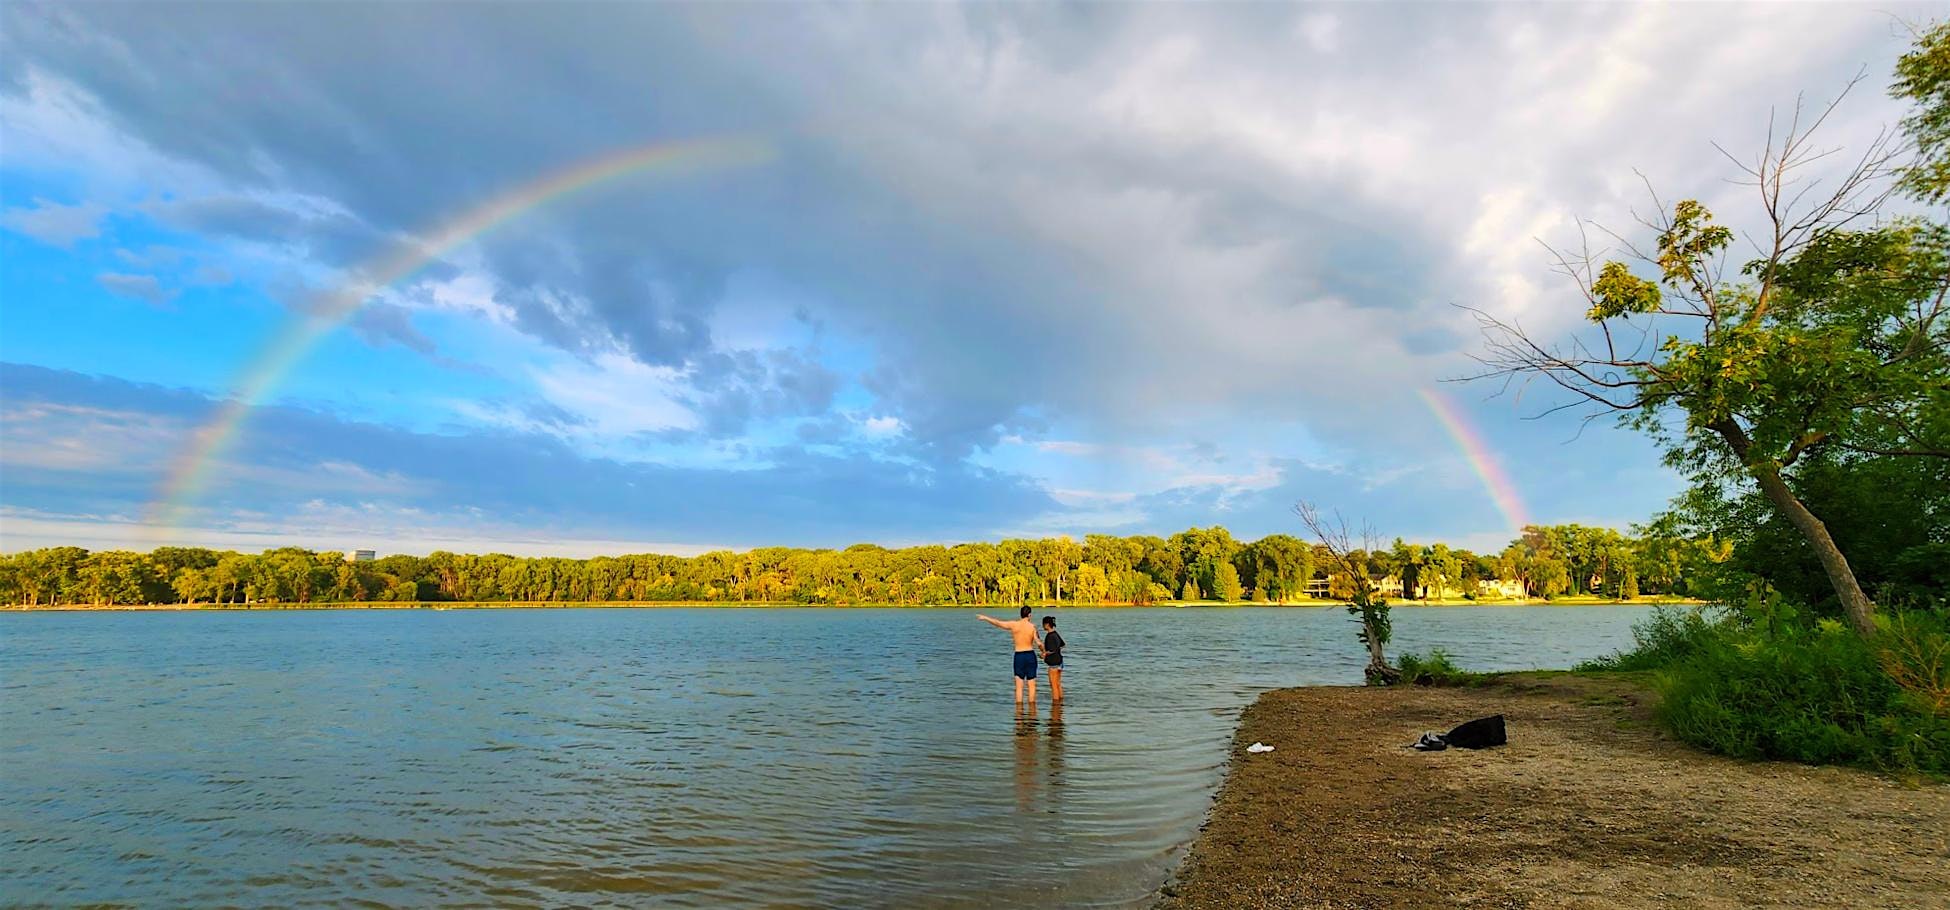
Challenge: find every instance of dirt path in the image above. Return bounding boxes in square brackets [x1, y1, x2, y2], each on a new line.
[1156, 675, 1950, 910]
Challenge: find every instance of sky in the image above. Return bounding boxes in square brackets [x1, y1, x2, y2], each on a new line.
[0, 2, 1940, 557]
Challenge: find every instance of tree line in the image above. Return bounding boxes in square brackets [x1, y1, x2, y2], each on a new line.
[0, 523, 1706, 607]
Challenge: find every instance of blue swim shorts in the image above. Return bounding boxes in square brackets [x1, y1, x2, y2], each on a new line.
[1013, 650, 1038, 680]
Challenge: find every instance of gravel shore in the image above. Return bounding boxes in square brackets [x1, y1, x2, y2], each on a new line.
[1156, 675, 1949, 910]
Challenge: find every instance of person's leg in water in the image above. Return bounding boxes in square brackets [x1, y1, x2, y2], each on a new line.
[1049, 666, 1062, 702]
[1012, 648, 1038, 703]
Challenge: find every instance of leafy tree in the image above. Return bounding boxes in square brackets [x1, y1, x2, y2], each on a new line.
[1072, 564, 1111, 604]
[1213, 562, 1244, 603]
[2, 523, 1704, 609]
[1133, 536, 1183, 591]
[173, 567, 212, 603]
[1425, 543, 1461, 601]
[1172, 526, 1240, 600]
[1239, 533, 1312, 603]
[1112, 569, 1154, 605]
[1897, 19, 1950, 203]
[1473, 45, 1950, 636]
[78, 551, 163, 605]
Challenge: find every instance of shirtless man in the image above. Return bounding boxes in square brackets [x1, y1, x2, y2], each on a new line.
[976, 606, 1042, 704]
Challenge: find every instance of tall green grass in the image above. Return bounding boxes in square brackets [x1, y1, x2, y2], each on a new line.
[1581, 606, 1950, 774]
[1395, 648, 1495, 687]
[1577, 607, 1723, 672]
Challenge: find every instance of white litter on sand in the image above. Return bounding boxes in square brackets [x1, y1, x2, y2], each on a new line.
[1246, 742, 1275, 754]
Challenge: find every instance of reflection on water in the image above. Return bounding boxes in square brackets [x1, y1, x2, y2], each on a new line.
[0, 606, 1652, 908]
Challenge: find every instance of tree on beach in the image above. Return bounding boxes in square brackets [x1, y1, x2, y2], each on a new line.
[1470, 35, 1950, 637]
[1297, 501, 1401, 685]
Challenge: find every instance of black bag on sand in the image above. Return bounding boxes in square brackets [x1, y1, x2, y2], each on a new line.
[1444, 714, 1506, 749]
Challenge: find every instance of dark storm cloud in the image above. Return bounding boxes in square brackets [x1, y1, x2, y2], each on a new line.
[0, 0, 1426, 455]
[1, 0, 1922, 500]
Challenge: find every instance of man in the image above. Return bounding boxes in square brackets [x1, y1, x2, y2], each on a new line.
[976, 605, 1041, 704]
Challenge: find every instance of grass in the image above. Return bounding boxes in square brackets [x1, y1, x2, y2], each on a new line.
[1578, 606, 1950, 776]
[1395, 648, 1500, 687]
[1577, 607, 1722, 672]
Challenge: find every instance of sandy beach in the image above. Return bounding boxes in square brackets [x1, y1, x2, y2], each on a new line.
[1157, 675, 1950, 910]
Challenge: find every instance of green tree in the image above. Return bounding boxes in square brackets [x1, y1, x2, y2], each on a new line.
[1112, 569, 1154, 604]
[78, 551, 163, 605]
[1213, 562, 1244, 603]
[1896, 19, 1950, 203]
[1072, 564, 1111, 604]
[173, 567, 213, 603]
[1240, 533, 1313, 603]
[1474, 42, 1950, 636]
[5, 524, 1715, 610]
[1388, 539, 1423, 599]
[1172, 527, 1240, 600]
[1425, 543, 1461, 601]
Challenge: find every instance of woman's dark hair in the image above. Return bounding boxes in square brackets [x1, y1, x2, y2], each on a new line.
[1019, 605, 1033, 619]
[1041, 616, 1056, 628]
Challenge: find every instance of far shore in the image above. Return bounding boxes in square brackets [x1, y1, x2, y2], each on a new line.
[1156, 674, 1948, 910]
[2, 597, 1704, 612]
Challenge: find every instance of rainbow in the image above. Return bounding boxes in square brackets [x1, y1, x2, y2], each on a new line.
[1416, 387, 1531, 536]
[146, 136, 774, 538]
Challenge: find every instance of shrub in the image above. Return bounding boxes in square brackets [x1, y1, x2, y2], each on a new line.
[1579, 604, 1950, 774]
[1396, 648, 1493, 687]
[1654, 619, 1950, 774]
[1577, 606, 1723, 672]
[1878, 611, 1950, 717]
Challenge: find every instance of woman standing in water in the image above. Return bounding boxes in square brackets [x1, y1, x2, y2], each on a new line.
[1040, 615, 1065, 702]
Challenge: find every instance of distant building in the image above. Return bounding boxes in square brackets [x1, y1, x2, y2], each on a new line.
[347, 549, 376, 563]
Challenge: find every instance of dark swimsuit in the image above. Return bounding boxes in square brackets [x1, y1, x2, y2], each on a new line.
[1043, 630, 1064, 668]
[1013, 650, 1038, 680]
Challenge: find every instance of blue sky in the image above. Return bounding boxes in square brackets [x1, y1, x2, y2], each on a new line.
[0, 2, 1936, 556]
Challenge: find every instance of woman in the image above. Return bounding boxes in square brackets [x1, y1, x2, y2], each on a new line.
[1040, 615, 1065, 702]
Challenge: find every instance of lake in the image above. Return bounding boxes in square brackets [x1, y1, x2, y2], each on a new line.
[0, 606, 1655, 908]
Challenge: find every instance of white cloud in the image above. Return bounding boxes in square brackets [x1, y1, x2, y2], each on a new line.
[529, 352, 699, 436]
[0, 505, 726, 558]
[1, 2, 1922, 546]
[1297, 13, 1340, 54]
[862, 414, 904, 436]
[0, 403, 182, 471]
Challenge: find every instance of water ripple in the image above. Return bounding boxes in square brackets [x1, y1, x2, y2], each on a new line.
[0, 606, 1651, 907]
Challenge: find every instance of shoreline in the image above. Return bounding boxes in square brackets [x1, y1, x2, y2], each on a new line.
[1, 599, 1703, 613]
[1156, 675, 1948, 909]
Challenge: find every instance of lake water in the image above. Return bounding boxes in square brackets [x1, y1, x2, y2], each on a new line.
[1, 606, 1654, 908]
